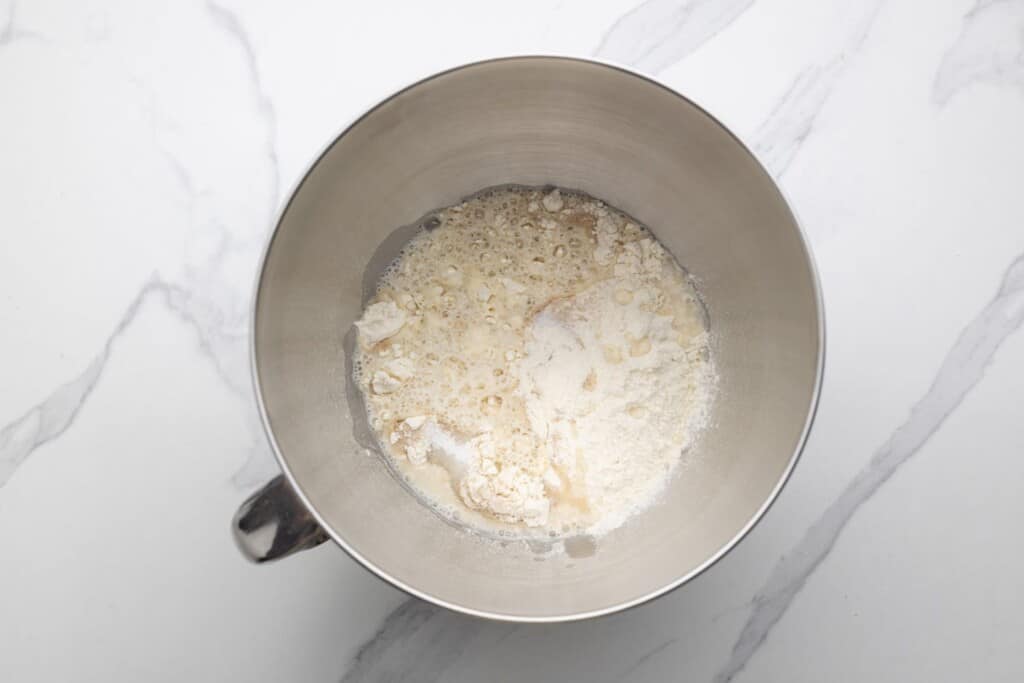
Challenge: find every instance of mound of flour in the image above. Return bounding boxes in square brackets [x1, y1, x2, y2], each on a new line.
[517, 279, 712, 535]
[353, 186, 714, 536]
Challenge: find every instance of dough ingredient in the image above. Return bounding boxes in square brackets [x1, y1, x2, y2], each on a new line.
[353, 186, 714, 536]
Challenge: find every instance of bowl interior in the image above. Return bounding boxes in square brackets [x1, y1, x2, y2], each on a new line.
[254, 57, 822, 620]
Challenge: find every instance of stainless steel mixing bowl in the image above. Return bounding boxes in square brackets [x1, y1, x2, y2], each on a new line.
[232, 56, 824, 622]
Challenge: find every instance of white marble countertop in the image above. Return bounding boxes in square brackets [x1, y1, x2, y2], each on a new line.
[3, 0, 1024, 680]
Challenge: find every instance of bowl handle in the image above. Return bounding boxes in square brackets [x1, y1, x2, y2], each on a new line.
[232, 475, 329, 563]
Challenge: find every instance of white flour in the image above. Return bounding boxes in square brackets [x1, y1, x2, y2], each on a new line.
[353, 186, 714, 537]
[517, 283, 712, 535]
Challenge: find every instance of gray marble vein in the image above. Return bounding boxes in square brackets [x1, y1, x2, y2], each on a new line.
[0, 35, 281, 490]
[0, 344, 107, 487]
[0, 0, 44, 47]
[339, 600, 483, 683]
[933, 0, 1024, 105]
[206, 0, 280, 211]
[0, 1, 15, 45]
[134, 79, 256, 394]
[0, 276, 256, 488]
[596, 0, 885, 177]
[753, 62, 840, 177]
[593, 0, 755, 74]
[752, 0, 884, 177]
[616, 638, 677, 678]
[203, 0, 287, 487]
[0, 280, 153, 486]
[712, 250, 1024, 683]
[127, 70, 275, 486]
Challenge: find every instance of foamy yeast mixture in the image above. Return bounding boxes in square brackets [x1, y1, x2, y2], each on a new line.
[353, 186, 714, 537]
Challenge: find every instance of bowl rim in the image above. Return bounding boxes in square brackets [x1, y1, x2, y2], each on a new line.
[249, 54, 826, 623]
